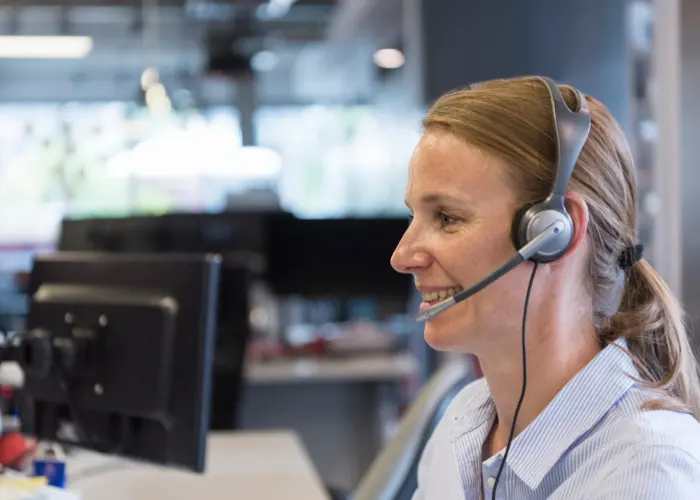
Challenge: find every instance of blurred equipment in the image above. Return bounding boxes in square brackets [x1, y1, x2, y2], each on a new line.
[57, 213, 418, 490]
[59, 212, 412, 299]
[59, 212, 412, 298]
[58, 213, 270, 256]
[0, 432, 37, 470]
[59, 213, 256, 430]
[13, 252, 221, 472]
[267, 216, 411, 298]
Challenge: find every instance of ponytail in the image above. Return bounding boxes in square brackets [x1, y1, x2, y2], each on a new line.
[600, 259, 700, 418]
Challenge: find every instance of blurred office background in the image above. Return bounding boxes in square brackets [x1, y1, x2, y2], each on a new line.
[0, 0, 696, 494]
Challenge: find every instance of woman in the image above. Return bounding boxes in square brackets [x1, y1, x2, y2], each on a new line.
[391, 76, 700, 499]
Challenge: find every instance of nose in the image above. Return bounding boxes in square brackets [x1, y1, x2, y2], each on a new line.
[391, 229, 432, 274]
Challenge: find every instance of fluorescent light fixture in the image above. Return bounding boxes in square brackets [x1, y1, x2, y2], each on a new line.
[0, 36, 93, 59]
[107, 130, 282, 180]
[373, 48, 405, 69]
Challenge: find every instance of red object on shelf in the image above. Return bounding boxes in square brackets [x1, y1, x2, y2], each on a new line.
[1, 385, 13, 400]
[0, 432, 37, 470]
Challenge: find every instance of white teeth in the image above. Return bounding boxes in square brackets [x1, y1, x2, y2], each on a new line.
[421, 286, 464, 303]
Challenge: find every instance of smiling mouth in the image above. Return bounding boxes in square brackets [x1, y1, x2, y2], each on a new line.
[421, 286, 464, 304]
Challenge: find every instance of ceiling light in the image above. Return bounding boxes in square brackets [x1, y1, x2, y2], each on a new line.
[141, 67, 160, 90]
[251, 50, 280, 72]
[373, 48, 405, 69]
[0, 36, 93, 59]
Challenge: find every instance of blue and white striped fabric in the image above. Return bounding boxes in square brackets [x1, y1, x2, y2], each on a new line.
[412, 340, 700, 499]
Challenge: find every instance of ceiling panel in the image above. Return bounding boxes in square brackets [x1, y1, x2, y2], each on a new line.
[5, 0, 336, 7]
[0, 0, 368, 104]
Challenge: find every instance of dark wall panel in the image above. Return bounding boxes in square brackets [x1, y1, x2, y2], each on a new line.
[420, 0, 630, 129]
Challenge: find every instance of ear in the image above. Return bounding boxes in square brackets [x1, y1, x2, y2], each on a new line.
[562, 192, 589, 259]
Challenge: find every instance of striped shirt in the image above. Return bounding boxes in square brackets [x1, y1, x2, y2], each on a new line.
[412, 340, 700, 499]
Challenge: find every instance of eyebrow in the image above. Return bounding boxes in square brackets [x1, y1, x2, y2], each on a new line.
[404, 192, 467, 209]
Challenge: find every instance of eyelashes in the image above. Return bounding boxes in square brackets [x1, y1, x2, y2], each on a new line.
[438, 212, 457, 228]
[406, 211, 459, 230]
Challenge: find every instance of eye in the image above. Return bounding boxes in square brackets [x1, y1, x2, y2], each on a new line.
[438, 211, 457, 228]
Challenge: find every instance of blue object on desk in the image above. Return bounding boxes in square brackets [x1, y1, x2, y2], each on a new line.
[33, 458, 67, 488]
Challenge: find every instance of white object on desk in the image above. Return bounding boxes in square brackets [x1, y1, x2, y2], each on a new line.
[65, 431, 330, 500]
[246, 353, 418, 384]
[0, 361, 24, 388]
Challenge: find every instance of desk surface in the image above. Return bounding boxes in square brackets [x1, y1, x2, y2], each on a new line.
[67, 431, 330, 500]
[247, 352, 418, 384]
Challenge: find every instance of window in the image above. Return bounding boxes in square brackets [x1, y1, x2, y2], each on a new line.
[255, 105, 421, 218]
[0, 103, 242, 244]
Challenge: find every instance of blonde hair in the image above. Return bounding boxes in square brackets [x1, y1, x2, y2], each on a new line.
[423, 76, 700, 418]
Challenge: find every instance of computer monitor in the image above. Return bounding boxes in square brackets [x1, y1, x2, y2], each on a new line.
[15, 252, 221, 472]
[58, 212, 271, 255]
[59, 213, 261, 430]
[267, 216, 411, 298]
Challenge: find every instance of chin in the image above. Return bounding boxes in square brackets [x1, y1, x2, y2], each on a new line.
[422, 303, 474, 352]
[424, 325, 453, 351]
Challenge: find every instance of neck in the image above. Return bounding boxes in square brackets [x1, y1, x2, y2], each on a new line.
[478, 301, 601, 455]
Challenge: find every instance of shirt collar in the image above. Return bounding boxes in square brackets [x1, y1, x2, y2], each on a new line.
[448, 377, 493, 437]
[449, 338, 639, 490]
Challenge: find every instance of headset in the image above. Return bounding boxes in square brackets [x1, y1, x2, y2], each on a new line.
[416, 76, 592, 323]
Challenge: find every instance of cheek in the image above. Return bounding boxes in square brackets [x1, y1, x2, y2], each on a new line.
[421, 231, 527, 351]
[444, 229, 512, 287]
[475, 270, 528, 316]
[422, 268, 531, 352]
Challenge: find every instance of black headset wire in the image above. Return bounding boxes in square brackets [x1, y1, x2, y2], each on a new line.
[491, 261, 539, 500]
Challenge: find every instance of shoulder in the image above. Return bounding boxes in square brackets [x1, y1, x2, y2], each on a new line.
[416, 377, 490, 468]
[422, 376, 490, 448]
[587, 442, 700, 499]
[444, 376, 491, 418]
[610, 387, 700, 452]
[414, 378, 490, 495]
[585, 389, 700, 498]
[432, 376, 492, 435]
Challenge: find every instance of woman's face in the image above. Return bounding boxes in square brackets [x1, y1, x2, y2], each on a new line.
[391, 131, 538, 353]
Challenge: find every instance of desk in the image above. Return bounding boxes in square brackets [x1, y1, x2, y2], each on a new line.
[241, 353, 418, 492]
[1, 355, 416, 493]
[66, 432, 330, 500]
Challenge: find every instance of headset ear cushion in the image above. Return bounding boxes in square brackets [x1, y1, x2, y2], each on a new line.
[511, 202, 537, 250]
